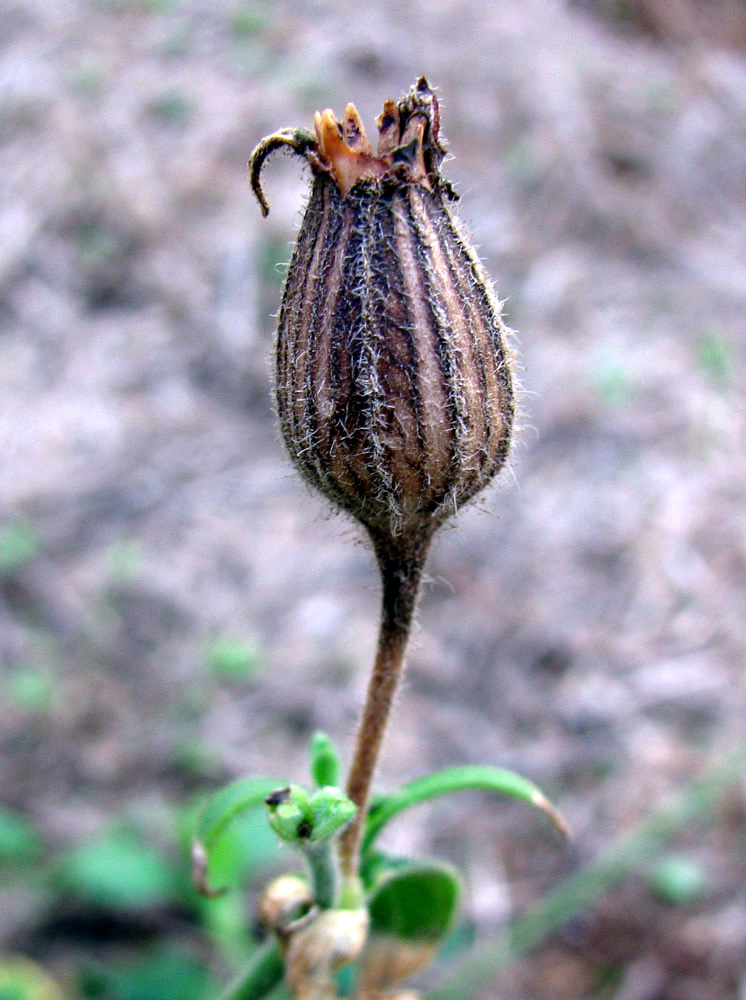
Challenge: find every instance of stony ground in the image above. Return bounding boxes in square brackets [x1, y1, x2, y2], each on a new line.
[1, 1, 745, 998]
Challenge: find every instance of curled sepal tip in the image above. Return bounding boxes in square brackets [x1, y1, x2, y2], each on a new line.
[248, 127, 318, 217]
[191, 839, 226, 899]
[192, 775, 287, 896]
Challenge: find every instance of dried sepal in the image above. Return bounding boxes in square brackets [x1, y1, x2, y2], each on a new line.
[259, 874, 316, 942]
[249, 127, 318, 217]
[190, 839, 225, 898]
[284, 908, 369, 1000]
[356, 934, 438, 995]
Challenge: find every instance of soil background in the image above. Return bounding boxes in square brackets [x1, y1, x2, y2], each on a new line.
[1, 1, 745, 998]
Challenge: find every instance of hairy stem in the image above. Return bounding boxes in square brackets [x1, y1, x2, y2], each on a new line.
[303, 839, 339, 910]
[339, 528, 433, 883]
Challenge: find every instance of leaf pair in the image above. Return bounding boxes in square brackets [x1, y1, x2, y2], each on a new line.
[192, 736, 567, 903]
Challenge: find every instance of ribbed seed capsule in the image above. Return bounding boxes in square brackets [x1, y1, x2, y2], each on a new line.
[249, 78, 514, 545]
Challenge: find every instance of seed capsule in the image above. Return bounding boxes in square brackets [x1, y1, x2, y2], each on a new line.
[249, 78, 514, 545]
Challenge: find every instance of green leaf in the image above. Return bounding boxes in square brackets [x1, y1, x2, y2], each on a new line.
[310, 731, 341, 788]
[84, 947, 213, 1000]
[306, 787, 356, 842]
[367, 862, 460, 942]
[209, 808, 279, 886]
[58, 830, 179, 910]
[0, 521, 38, 575]
[205, 637, 263, 681]
[0, 807, 43, 862]
[698, 331, 732, 384]
[5, 667, 54, 713]
[0, 957, 62, 1000]
[648, 854, 706, 906]
[363, 765, 568, 855]
[195, 777, 285, 851]
[230, 8, 272, 37]
[360, 849, 414, 891]
[193, 777, 285, 894]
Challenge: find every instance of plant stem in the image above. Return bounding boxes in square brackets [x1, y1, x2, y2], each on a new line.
[216, 941, 284, 1000]
[339, 527, 433, 883]
[303, 839, 339, 909]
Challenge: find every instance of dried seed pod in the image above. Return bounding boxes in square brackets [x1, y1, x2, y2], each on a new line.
[249, 77, 514, 547]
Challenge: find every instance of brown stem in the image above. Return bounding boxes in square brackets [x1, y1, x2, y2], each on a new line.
[339, 528, 433, 882]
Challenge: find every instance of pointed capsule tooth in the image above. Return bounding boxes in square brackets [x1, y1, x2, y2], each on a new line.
[343, 103, 372, 154]
[316, 109, 347, 159]
[394, 117, 429, 186]
[376, 100, 401, 157]
[316, 108, 383, 196]
[315, 109, 340, 148]
[430, 90, 441, 147]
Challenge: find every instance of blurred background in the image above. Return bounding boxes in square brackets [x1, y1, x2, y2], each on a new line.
[1, 1, 745, 998]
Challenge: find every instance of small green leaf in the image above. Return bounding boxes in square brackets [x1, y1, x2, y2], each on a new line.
[58, 830, 179, 910]
[310, 731, 341, 788]
[5, 667, 54, 713]
[107, 540, 144, 582]
[230, 8, 272, 37]
[698, 332, 732, 384]
[368, 862, 460, 942]
[306, 787, 356, 842]
[590, 357, 633, 407]
[205, 637, 263, 681]
[0, 807, 43, 862]
[86, 947, 213, 1000]
[360, 849, 413, 891]
[649, 854, 706, 906]
[210, 808, 279, 884]
[0, 521, 38, 575]
[0, 957, 62, 1000]
[363, 765, 568, 855]
[195, 777, 285, 851]
[147, 89, 195, 126]
[193, 777, 284, 894]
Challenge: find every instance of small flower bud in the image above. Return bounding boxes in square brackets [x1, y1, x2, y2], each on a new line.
[265, 784, 356, 844]
[249, 78, 514, 545]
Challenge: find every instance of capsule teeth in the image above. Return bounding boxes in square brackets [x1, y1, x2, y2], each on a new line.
[376, 100, 401, 157]
[343, 103, 372, 154]
[394, 116, 429, 186]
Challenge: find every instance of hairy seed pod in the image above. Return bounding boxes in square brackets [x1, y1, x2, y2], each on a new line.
[249, 78, 513, 547]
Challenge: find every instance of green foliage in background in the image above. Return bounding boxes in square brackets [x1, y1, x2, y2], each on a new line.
[58, 829, 181, 911]
[0, 521, 38, 576]
[0, 808, 43, 864]
[205, 637, 263, 682]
